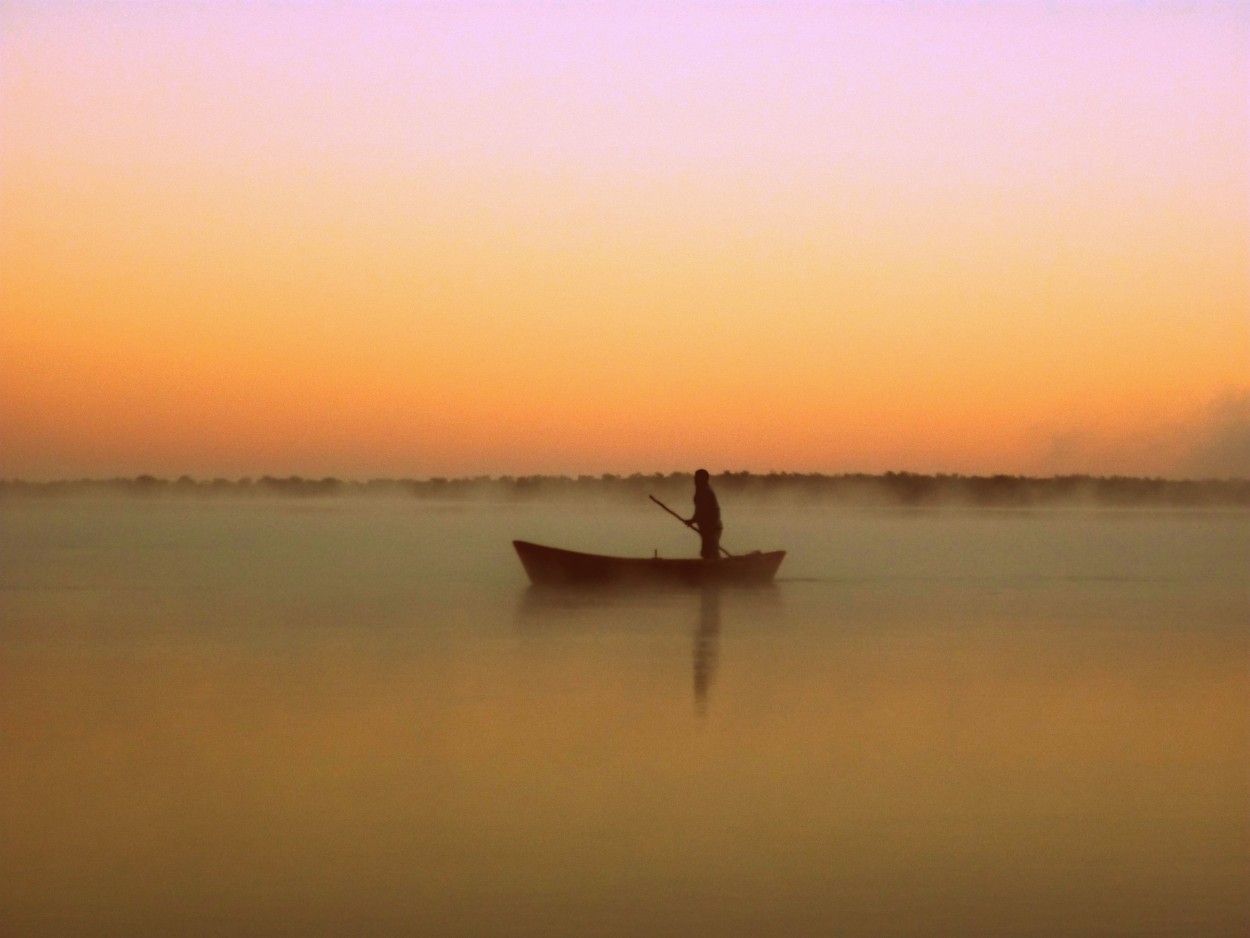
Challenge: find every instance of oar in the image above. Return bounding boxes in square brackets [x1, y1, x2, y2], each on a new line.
[649, 495, 732, 558]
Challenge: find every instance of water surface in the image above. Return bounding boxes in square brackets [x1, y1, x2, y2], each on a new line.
[2, 499, 1247, 936]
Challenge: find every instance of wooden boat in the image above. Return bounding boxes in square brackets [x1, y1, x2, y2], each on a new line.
[513, 540, 785, 586]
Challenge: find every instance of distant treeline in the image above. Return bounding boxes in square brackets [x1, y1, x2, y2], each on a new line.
[3, 472, 1249, 508]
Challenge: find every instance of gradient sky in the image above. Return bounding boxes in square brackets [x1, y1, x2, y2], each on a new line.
[3, 1, 1247, 480]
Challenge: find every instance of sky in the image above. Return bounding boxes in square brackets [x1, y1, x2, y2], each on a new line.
[2, 1, 1247, 481]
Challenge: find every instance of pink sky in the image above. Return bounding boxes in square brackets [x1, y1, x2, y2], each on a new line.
[2, 2, 1247, 479]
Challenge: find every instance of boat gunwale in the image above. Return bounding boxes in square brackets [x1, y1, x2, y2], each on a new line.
[512, 539, 786, 586]
[512, 539, 783, 564]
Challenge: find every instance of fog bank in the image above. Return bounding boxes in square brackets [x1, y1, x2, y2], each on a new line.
[4, 472, 1248, 509]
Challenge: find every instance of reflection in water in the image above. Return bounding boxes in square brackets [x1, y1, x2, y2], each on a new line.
[693, 587, 720, 715]
[516, 583, 776, 715]
[6, 501, 1245, 938]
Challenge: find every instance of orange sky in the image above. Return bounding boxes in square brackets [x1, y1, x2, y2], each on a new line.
[2, 2, 1247, 479]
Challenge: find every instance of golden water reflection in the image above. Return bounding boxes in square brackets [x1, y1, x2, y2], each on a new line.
[3, 579, 1247, 937]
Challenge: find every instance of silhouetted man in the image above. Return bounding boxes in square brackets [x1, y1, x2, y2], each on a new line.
[685, 469, 722, 560]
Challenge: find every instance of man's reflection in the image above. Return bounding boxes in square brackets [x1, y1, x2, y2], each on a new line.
[693, 587, 721, 716]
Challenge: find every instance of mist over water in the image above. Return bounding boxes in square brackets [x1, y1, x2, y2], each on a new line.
[2, 497, 1247, 936]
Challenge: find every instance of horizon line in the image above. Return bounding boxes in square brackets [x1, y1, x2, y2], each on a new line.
[5, 471, 1249, 486]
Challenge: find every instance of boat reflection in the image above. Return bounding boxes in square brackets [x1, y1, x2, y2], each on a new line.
[515, 583, 779, 715]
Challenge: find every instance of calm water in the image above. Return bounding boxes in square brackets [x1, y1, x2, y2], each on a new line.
[2, 498, 1247, 937]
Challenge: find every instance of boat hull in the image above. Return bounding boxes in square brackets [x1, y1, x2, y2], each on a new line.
[513, 540, 785, 586]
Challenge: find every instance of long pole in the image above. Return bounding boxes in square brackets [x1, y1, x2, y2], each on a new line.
[649, 495, 732, 558]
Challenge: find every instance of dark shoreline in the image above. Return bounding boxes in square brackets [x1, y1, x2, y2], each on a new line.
[3, 472, 1248, 509]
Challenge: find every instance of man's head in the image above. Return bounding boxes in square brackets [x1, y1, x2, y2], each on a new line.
[694, 468, 710, 485]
